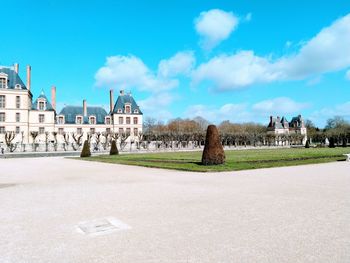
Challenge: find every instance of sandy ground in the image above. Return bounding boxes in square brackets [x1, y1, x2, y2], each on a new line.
[0, 157, 349, 263]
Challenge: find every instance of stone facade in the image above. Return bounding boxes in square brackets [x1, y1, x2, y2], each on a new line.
[0, 64, 143, 149]
[267, 115, 307, 145]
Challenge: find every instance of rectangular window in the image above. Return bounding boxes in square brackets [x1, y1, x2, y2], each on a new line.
[16, 113, 20, 122]
[90, 128, 95, 134]
[125, 105, 131, 113]
[134, 128, 138, 136]
[119, 117, 123, 124]
[16, 127, 20, 134]
[58, 116, 64, 124]
[0, 78, 6, 89]
[39, 127, 45, 134]
[77, 128, 82, 134]
[0, 126, 5, 134]
[105, 118, 111, 125]
[126, 128, 131, 135]
[89, 117, 96, 125]
[106, 128, 111, 133]
[118, 128, 123, 134]
[0, 95, 5, 108]
[38, 101, 45, 110]
[39, 114, 45, 123]
[58, 128, 64, 135]
[0, 112, 5, 122]
[126, 117, 130, 124]
[16, 96, 20, 109]
[133, 117, 138, 124]
[76, 116, 82, 124]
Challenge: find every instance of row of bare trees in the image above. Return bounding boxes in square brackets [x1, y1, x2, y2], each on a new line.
[1, 130, 134, 153]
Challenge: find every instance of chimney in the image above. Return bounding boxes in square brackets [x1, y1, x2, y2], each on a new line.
[14, 63, 19, 74]
[26, 65, 31, 91]
[51, 86, 56, 111]
[83, 100, 87, 117]
[120, 90, 124, 96]
[109, 89, 114, 112]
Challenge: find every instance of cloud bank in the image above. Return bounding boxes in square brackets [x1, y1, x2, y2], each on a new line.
[193, 13, 350, 90]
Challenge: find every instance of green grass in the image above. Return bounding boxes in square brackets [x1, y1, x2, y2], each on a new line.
[83, 147, 350, 172]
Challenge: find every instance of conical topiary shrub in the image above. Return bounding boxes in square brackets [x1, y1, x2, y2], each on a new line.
[342, 139, 347, 148]
[110, 140, 119, 155]
[201, 125, 225, 165]
[305, 140, 310, 148]
[80, 140, 91, 157]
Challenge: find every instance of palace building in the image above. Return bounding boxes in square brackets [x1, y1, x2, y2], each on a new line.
[0, 64, 143, 146]
[267, 115, 307, 144]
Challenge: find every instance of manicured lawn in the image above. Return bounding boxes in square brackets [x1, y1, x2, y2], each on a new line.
[83, 147, 350, 172]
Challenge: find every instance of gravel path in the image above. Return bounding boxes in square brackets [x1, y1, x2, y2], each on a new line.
[0, 157, 349, 263]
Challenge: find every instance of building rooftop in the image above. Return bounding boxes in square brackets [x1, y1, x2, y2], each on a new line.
[59, 105, 108, 124]
[112, 91, 142, 115]
[0, 66, 27, 90]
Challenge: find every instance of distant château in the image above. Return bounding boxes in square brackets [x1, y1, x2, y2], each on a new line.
[267, 115, 307, 144]
[0, 64, 143, 145]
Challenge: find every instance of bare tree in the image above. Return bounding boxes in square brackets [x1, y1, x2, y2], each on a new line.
[101, 132, 111, 150]
[30, 131, 39, 152]
[44, 132, 50, 152]
[119, 132, 130, 150]
[5, 131, 17, 152]
[72, 133, 83, 151]
[52, 132, 58, 151]
[62, 132, 70, 151]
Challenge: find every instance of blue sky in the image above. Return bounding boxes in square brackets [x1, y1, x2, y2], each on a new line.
[1, 0, 350, 127]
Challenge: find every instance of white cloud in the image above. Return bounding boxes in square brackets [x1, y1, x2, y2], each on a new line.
[346, 69, 350, 80]
[195, 9, 239, 50]
[158, 51, 195, 78]
[185, 97, 309, 124]
[94, 55, 178, 92]
[309, 101, 350, 127]
[95, 51, 196, 92]
[192, 51, 280, 90]
[193, 13, 350, 90]
[138, 92, 175, 111]
[252, 97, 309, 116]
[138, 92, 177, 121]
[185, 103, 250, 123]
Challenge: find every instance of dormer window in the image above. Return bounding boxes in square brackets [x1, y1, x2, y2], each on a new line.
[105, 117, 111, 125]
[125, 105, 131, 114]
[89, 116, 96, 125]
[76, 116, 83, 124]
[15, 84, 21, 89]
[117, 108, 122, 113]
[57, 115, 65, 124]
[38, 100, 46, 111]
[0, 77, 7, 89]
[134, 109, 139, 114]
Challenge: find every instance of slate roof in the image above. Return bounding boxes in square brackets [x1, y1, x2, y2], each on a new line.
[59, 106, 108, 124]
[268, 117, 284, 129]
[268, 115, 304, 129]
[290, 115, 304, 128]
[31, 92, 55, 111]
[112, 92, 142, 114]
[0, 66, 27, 90]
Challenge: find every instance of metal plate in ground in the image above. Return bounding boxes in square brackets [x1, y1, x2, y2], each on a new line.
[77, 217, 131, 236]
